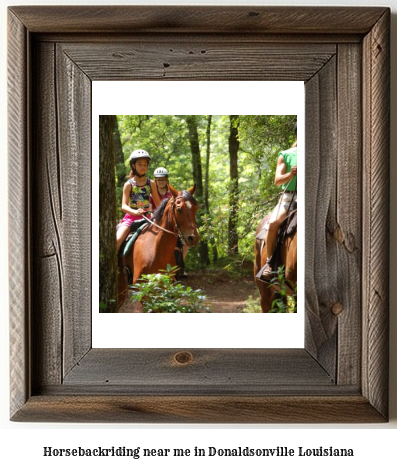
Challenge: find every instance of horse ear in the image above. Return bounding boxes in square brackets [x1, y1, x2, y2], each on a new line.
[187, 183, 196, 196]
[169, 184, 179, 197]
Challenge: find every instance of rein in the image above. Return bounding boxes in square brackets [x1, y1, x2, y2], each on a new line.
[141, 196, 190, 244]
[141, 213, 177, 237]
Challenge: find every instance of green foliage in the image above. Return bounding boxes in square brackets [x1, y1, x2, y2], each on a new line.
[269, 266, 297, 313]
[130, 264, 208, 313]
[117, 115, 193, 190]
[242, 295, 262, 313]
[115, 114, 297, 266]
[99, 299, 116, 313]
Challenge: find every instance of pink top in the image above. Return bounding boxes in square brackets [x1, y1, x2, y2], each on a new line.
[150, 190, 173, 211]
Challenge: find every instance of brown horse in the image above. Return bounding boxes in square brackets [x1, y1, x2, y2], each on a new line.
[118, 184, 199, 308]
[254, 213, 297, 312]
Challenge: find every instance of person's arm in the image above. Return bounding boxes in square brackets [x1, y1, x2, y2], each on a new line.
[274, 155, 297, 186]
[150, 180, 161, 208]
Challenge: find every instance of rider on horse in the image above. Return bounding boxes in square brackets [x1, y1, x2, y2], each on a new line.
[150, 166, 188, 279]
[149, 166, 173, 209]
[257, 125, 297, 280]
[116, 149, 160, 253]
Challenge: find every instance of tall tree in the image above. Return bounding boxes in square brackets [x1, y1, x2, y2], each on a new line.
[99, 116, 118, 312]
[186, 115, 204, 196]
[204, 115, 212, 214]
[116, 114, 296, 263]
[228, 115, 239, 254]
[112, 115, 125, 186]
[186, 115, 209, 266]
[205, 115, 217, 262]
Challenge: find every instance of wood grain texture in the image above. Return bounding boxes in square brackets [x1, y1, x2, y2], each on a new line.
[9, 6, 387, 34]
[304, 57, 338, 377]
[362, 9, 390, 419]
[32, 41, 63, 388]
[11, 396, 385, 424]
[8, 10, 30, 419]
[59, 42, 335, 81]
[55, 44, 92, 377]
[336, 43, 362, 386]
[8, 6, 390, 423]
[62, 349, 333, 391]
[32, 42, 92, 387]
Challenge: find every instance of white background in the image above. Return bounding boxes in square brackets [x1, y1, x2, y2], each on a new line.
[1, 0, 396, 469]
[92, 81, 305, 348]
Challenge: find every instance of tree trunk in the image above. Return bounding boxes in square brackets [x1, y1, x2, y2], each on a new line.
[186, 115, 204, 197]
[99, 116, 118, 312]
[228, 115, 239, 254]
[112, 115, 125, 187]
[204, 115, 212, 214]
[186, 115, 209, 266]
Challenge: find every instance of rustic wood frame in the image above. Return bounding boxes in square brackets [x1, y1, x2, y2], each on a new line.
[8, 6, 390, 423]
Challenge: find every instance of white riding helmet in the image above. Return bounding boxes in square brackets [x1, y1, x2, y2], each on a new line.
[154, 167, 169, 178]
[129, 149, 151, 164]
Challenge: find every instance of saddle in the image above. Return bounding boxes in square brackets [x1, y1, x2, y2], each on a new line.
[256, 201, 297, 242]
[280, 208, 297, 241]
[118, 219, 148, 285]
[256, 208, 297, 278]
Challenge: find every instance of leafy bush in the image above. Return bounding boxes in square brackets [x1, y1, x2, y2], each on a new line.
[242, 295, 262, 313]
[130, 264, 208, 313]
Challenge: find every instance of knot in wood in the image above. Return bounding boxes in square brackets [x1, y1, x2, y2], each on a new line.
[331, 302, 344, 316]
[333, 225, 344, 244]
[174, 351, 193, 365]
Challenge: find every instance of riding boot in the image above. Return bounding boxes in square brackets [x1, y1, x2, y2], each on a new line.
[256, 244, 280, 280]
[256, 261, 273, 280]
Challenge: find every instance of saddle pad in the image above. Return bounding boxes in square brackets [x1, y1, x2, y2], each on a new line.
[255, 215, 270, 241]
[256, 226, 268, 241]
[123, 223, 148, 258]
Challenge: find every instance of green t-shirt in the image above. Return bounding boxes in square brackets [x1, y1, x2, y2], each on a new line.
[280, 147, 297, 191]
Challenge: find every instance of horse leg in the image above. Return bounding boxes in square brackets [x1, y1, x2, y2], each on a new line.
[281, 231, 298, 311]
[255, 280, 275, 312]
[254, 235, 275, 312]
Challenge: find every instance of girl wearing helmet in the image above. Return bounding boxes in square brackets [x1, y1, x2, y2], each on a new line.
[149, 167, 173, 210]
[149, 166, 189, 279]
[116, 149, 160, 252]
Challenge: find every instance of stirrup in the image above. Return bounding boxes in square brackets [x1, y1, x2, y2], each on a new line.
[256, 263, 272, 280]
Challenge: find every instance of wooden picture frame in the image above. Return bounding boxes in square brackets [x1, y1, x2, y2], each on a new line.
[8, 6, 390, 423]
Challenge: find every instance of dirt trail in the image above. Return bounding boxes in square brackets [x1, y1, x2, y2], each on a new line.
[182, 270, 258, 313]
[120, 269, 259, 313]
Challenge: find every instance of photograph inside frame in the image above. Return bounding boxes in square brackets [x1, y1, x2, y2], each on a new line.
[93, 81, 304, 348]
[104, 114, 298, 313]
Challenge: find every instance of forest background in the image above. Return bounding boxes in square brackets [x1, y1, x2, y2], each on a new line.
[99, 114, 296, 312]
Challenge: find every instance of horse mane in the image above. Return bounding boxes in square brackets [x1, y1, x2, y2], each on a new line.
[152, 197, 170, 223]
[152, 190, 198, 225]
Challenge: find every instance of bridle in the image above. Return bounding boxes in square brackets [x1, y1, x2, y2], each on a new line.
[141, 195, 193, 245]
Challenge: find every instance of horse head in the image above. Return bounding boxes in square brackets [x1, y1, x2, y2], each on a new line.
[169, 183, 196, 198]
[168, 184, 199, 247]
